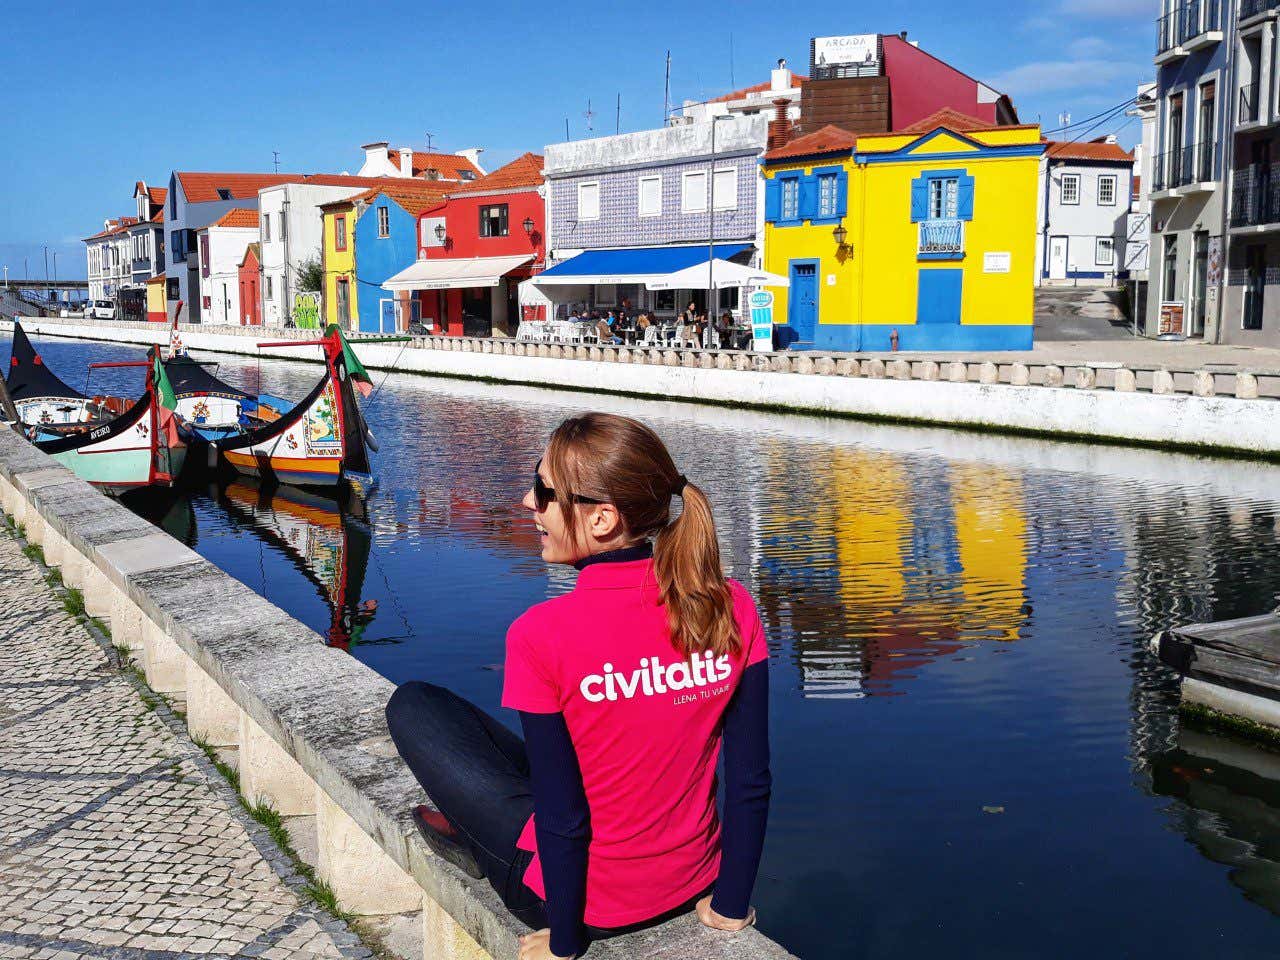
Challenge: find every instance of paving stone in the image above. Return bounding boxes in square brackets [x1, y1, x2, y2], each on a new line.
[0, 525, 374, 960]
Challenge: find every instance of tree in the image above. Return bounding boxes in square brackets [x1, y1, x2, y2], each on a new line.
[297, 256, 323, 292]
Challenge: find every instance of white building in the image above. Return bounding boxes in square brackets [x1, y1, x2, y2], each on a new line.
[1036, 138, 1135, 285]
[83, 217, 136, 303]
[257, 179, 393, 326]
[196, 209, 259, 327]
[355, 142, 484, 182]
[1124, 83, 1158, 322]
[674, 60, 804, 125]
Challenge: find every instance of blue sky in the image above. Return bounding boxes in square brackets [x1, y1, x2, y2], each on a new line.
[2, 0, 1154, 280]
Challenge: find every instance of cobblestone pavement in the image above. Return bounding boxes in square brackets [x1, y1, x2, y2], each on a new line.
[0, 526, 372, 959]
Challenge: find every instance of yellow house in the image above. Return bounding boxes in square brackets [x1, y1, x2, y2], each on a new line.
[320, 197, 358, 329]
[761, 109, 1044, 351]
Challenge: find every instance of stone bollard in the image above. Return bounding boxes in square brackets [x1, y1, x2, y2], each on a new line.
[1043, 365, 1064, 387]
[680, 351, 698, 368]
[1152, 369, 1175, 395]
[1192, 370, 1215, 397]
[534, 344, 548, 358]
[186, 663, 240, 747]
[461, 339, 474, 352]
[141, 618, 189, 694]
[734, 354, 752, 371]
[753, 355, 772, 373]
[109, 592, 145, 652]
[836, 358, 857, 376]
[918, 360, 940, 381]
[315, 788, 423, 916]
[1114, 368, 1137, 392]
[945, 361, 967, 383]
[978, 362, 999, 385]
[888, 359, 911, 380]
[663, 350, 680, 367]
[602, 347, 617, 362]
[1009, 363, 1030, 386]
[239, 713, 315, 816]
[864, 358, 886, 378]
[769, 355, 792, 373]
[1236, 372, 1260, 399]
[1074, 366, 1096, 390]
[481, 340, 493, 354]
[648, 349, 664, 365]
[792, 356, 815, 375]
[573, 345, 588, 360]
[698, 353, 715, 369]
[587, 346, 602, 362]
[715, 353, 732, 370]
[814, 357, 836, 376]
[547, 344, 563, 360]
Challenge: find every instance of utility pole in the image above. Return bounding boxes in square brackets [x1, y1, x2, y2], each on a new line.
[664, 51, 672, 125]
[616, 93, 621, 134]
[23, 257, 28, 281]
[43, 245, 49, 285]
[3, 266, 7, 289]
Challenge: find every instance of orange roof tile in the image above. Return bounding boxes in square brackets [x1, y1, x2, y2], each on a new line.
[148, 186, 168, 206]
[207, 208, 260, 229]
[1045, 140, 1134, 163]
[387, 150, 483, 181]
[175, 172, 302, 203]
[82, 216, 140, 241]
[708, 74, 807, 105]
[240, 243, 261, 268]
[448, 153, 544, 195]
[895, 108, 1041, 137]
[147, 272, 166, 284]
[764, 125, 858, 161]
[349, 182, 451, 217]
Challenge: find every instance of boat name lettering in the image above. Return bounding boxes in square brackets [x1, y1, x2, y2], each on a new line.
[90, 426, 110, 440]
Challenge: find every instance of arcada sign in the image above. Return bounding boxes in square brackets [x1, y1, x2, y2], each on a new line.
[812, 34, 880, 69]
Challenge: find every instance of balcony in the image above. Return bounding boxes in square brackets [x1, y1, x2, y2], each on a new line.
[1156, 2, 1223, 62]
[1230, 168, 1280, 229]
[1152, 141, 1218, 194]
[918, 219, 964, 259]
[1240, 84, 1262, 126]
[1156, 10, 1185, 62]
[1239, 0, 1275, 24]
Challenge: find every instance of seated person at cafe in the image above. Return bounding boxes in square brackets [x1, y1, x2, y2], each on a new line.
[596, 317, 622, 344]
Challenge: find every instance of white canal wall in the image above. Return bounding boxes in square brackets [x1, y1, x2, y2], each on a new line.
[8, 317, 1280, 458]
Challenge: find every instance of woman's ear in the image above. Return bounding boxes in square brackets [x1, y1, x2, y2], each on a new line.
[586, 503, 623, 542]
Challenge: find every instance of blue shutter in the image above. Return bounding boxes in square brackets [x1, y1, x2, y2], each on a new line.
[957, 174, 975, 220]
[910, 176, 928, 222]
[798, 175, 818, 221]
[765, 177, 781, 222]
[835, 170, 849, 217]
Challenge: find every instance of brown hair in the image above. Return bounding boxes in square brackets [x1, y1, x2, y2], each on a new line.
[544, 413, 740, 657]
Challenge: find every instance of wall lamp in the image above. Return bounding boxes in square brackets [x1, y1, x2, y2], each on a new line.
[434, 223, 447, 242]
[523, 216, 535, 236]
[832, 223, 848, 247]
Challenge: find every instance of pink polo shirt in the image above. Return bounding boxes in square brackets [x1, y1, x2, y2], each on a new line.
[501, 558, 768, 928]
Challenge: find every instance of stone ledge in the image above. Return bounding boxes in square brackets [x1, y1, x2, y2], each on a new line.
[0, 429, 796, 960]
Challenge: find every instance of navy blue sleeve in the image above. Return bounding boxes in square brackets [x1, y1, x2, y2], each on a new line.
[711, 659, 771, 920]
[520, 711, 590, 958]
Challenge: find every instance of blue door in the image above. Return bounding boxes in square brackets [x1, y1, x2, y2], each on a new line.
[916, 269, 963, 325]
[788, 261, 819, 346]
[379, 298, 397, 333]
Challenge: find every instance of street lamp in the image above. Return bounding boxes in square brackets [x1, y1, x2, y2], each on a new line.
[522, 216, 535, 236]
[832, 223, 848, 248]
[434, 223, 447, 243]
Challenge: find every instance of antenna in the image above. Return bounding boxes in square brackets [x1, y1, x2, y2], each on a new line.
[272, 150, 280, 173]
[1058, 111, 1072, 130]
[616, 93, 621, 134]
[585, 98, 595, 132]
[664, 50, 672, 124]
[424, 132, 435, 151]
[565, 117, 570, 141]
[730, 33, 736, 89]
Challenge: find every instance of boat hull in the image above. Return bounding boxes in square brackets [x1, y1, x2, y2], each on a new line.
[218, 376, 347, 489]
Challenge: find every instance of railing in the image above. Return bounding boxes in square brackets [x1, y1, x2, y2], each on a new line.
[1157, 10, 1182, 53]
[918, 219, 964, 256]
[1158, 1, 1221, 52]
[1153, 141, 1216, 190]
[1240, 0, 1271, 19]
[1230, 167, 1280, 226]
[1240, 85, 1260, 124]
[1194, 137, 1215, 182]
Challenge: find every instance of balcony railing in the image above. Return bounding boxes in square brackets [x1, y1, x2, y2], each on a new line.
[1157, 1, 1221, 54]
[1241, 85, 1260, 124]
[1240, 0, 1270, 20]
[918, 219, 964, 256]
[1157, 10, 1181, 54]
[1153, 141, 1217, 190]
[1230, 167, 1280, 226]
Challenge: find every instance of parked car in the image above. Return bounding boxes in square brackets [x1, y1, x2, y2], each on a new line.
[85, 300, 117, 320]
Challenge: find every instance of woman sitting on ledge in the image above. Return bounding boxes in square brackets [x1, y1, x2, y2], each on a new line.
[386, 413, 771, 960]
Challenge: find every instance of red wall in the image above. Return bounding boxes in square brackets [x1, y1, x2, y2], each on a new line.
[238, 252, 261, 326]
[420, 189, 545, 263]
[881, 35, 999, 130]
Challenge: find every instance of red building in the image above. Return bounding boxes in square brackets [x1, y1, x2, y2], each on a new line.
[382, 153, 545, 337]
[238, 243, 262, 326]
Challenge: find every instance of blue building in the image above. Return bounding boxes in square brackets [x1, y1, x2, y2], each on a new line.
[350, 184, 446, 333]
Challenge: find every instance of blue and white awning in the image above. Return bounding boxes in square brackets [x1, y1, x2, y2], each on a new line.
[531, 243, 753, 286]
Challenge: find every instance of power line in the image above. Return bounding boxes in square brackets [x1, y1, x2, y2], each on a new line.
[1041, 94, 1140, 136]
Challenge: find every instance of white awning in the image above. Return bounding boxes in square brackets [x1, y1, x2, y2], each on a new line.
[645, 259, 790, 290]
[382, 254, 534, 292]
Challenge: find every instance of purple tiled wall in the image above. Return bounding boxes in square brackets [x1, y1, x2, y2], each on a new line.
[548, 153, 760, 251]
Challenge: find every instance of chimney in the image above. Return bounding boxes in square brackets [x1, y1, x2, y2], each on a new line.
[455, 148, 486, 175]
[899, 30, 908, 40]
[361, 141, 390, 173]
[767, 98, 792, 151]
[398, 146, 415, 178]
[771, 58, 792, 92]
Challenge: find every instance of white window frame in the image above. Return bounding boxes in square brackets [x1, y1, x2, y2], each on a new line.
[377, 206, 390, 238]
[682, 170, 708, 213]
[1095, 237, 1115, 266]
[637, 175, 662, 217]
[1061, 173, 1080, 205]
[712, 166, 738, 211]
[263, 213, 271, 242]
[577, 181, 600, 221]
[1098, 175, 1117, 206]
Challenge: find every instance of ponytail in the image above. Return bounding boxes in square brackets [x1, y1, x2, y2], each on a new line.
[544, 412, 741, 657]
[654, 482, 741, 658]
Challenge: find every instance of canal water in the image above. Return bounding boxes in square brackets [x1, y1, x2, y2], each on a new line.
[14, 334, 1280, 958]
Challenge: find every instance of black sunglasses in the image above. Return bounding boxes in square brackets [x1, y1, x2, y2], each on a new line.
[533, 458, 605, 511]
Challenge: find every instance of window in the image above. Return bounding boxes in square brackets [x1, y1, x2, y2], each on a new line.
[334, 215, 348, 251]
[712, 167, 737, 211]
[1096, 237, 1115, 266]
[1061, 173, 1080, 205]
[216, 188, 232, 200]
[1098, 176, 1116, 206]
[263, 213, 271, 242]
[578, 181, 600, 220]
[479, 204, 509, 237]
[266, 275, 273, 300]
[199, 235, 209, 278]
[781, 177, 800, 221]
[638, 176, 662, 217]
[280, 213, 287, 241]
[817, 173, 839, 218]
[166, 278, 179, 300]
[1162, 235, 1178, 301]
[682, 171, 708, 213]
[929, 177, 959, 219]
[377, 206, 390, 238]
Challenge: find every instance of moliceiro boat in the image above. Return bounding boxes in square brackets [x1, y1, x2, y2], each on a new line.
[218, 325, 380, 490]
[4, 325, 185, 493]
